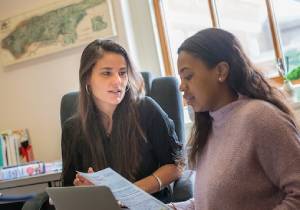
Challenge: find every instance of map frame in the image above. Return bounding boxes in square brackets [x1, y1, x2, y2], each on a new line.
[0, 0, 117, 66]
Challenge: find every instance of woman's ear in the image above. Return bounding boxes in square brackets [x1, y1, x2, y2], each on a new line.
[216, 61, 229, 82]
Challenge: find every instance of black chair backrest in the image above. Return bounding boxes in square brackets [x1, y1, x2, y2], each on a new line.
[60, 92, 78, 126]
[140, 72, 152, 96]
[149, 76, 185, 143]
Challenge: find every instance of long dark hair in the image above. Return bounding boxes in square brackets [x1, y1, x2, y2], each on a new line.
[178, 28, 294, 168]
[65, 39, 145, 181]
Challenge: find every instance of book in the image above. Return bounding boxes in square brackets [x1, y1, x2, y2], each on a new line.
[0, 129, 34, 167]
[45, 160, 62, 173]
[78, 168, 171, 210]
[8, 134, 17, 166]
[3, 133, 14, 166]
[12, 129, 34, 163]
[0, 135, 6, 167]
[0, 161, 45, 180]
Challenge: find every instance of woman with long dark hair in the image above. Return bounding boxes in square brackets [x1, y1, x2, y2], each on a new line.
[62, 39, 182, 202]
[170, 28, 300, 209]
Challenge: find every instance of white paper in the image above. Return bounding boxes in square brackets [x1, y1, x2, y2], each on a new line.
[78, 168, 171, 210]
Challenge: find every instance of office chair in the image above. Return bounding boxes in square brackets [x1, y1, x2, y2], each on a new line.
[21, 192, 54, 210]
[0, 193, 36, 210]
[140, 72, 193, 202]
[60, 72, 193, 202]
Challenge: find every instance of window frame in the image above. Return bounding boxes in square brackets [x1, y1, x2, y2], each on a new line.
[151, 0, 292, 84]
[152, 0, 173, 76]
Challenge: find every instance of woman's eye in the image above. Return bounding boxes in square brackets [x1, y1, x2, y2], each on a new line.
[119, 71, 127, 77]
[101, 71, 111, 76]
[184, 74, 193, 81]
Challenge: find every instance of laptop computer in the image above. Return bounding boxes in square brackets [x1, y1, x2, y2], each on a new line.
[46, 186, 121, 210]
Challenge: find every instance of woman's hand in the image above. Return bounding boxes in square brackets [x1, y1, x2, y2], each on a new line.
[73, 167, 94, 186]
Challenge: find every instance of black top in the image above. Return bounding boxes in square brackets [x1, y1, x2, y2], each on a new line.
[61, 96, 182, 203]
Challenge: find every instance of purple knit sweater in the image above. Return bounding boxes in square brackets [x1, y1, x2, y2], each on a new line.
[174, 96, 300, 210]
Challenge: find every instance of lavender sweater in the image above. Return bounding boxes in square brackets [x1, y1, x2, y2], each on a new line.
[174, 96, 300, 210]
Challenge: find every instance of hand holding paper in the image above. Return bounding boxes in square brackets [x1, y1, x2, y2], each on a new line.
[74, 167, 94, 186]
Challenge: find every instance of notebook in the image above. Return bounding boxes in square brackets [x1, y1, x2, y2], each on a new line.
[46, 186, 121, 210]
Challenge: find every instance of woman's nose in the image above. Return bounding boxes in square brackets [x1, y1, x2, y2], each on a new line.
[179, 81, 185, 92]
[112, 73, 122, 84]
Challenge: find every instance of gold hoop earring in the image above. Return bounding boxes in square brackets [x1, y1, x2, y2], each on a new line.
[85, 84, 90, 95]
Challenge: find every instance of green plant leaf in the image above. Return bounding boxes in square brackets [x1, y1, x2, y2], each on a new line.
[286, 66, 300, 81]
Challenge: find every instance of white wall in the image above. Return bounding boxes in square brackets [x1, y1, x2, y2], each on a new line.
[125, 0, 162, 75]
[0, 0, 161, 161]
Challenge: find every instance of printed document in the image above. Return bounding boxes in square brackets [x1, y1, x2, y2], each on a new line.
[78, 168, 171, 210]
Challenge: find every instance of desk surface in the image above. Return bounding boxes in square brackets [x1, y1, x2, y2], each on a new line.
[0, 171, 61, 190]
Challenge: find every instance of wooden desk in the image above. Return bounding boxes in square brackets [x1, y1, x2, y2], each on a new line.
[0, 171, 62, 196]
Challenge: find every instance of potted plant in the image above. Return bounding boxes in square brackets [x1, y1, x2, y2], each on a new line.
[285, 65, 300, 81]
[283, 65, 300, 94]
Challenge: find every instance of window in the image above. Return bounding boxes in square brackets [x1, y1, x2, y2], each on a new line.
[273, 0, 300, 72]
[154, 0, 300, 80]
[215, 0, 278, 77]
[159, 0, 211, 74]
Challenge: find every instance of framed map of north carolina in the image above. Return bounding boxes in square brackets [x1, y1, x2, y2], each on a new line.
[0, 0, 116, 66]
